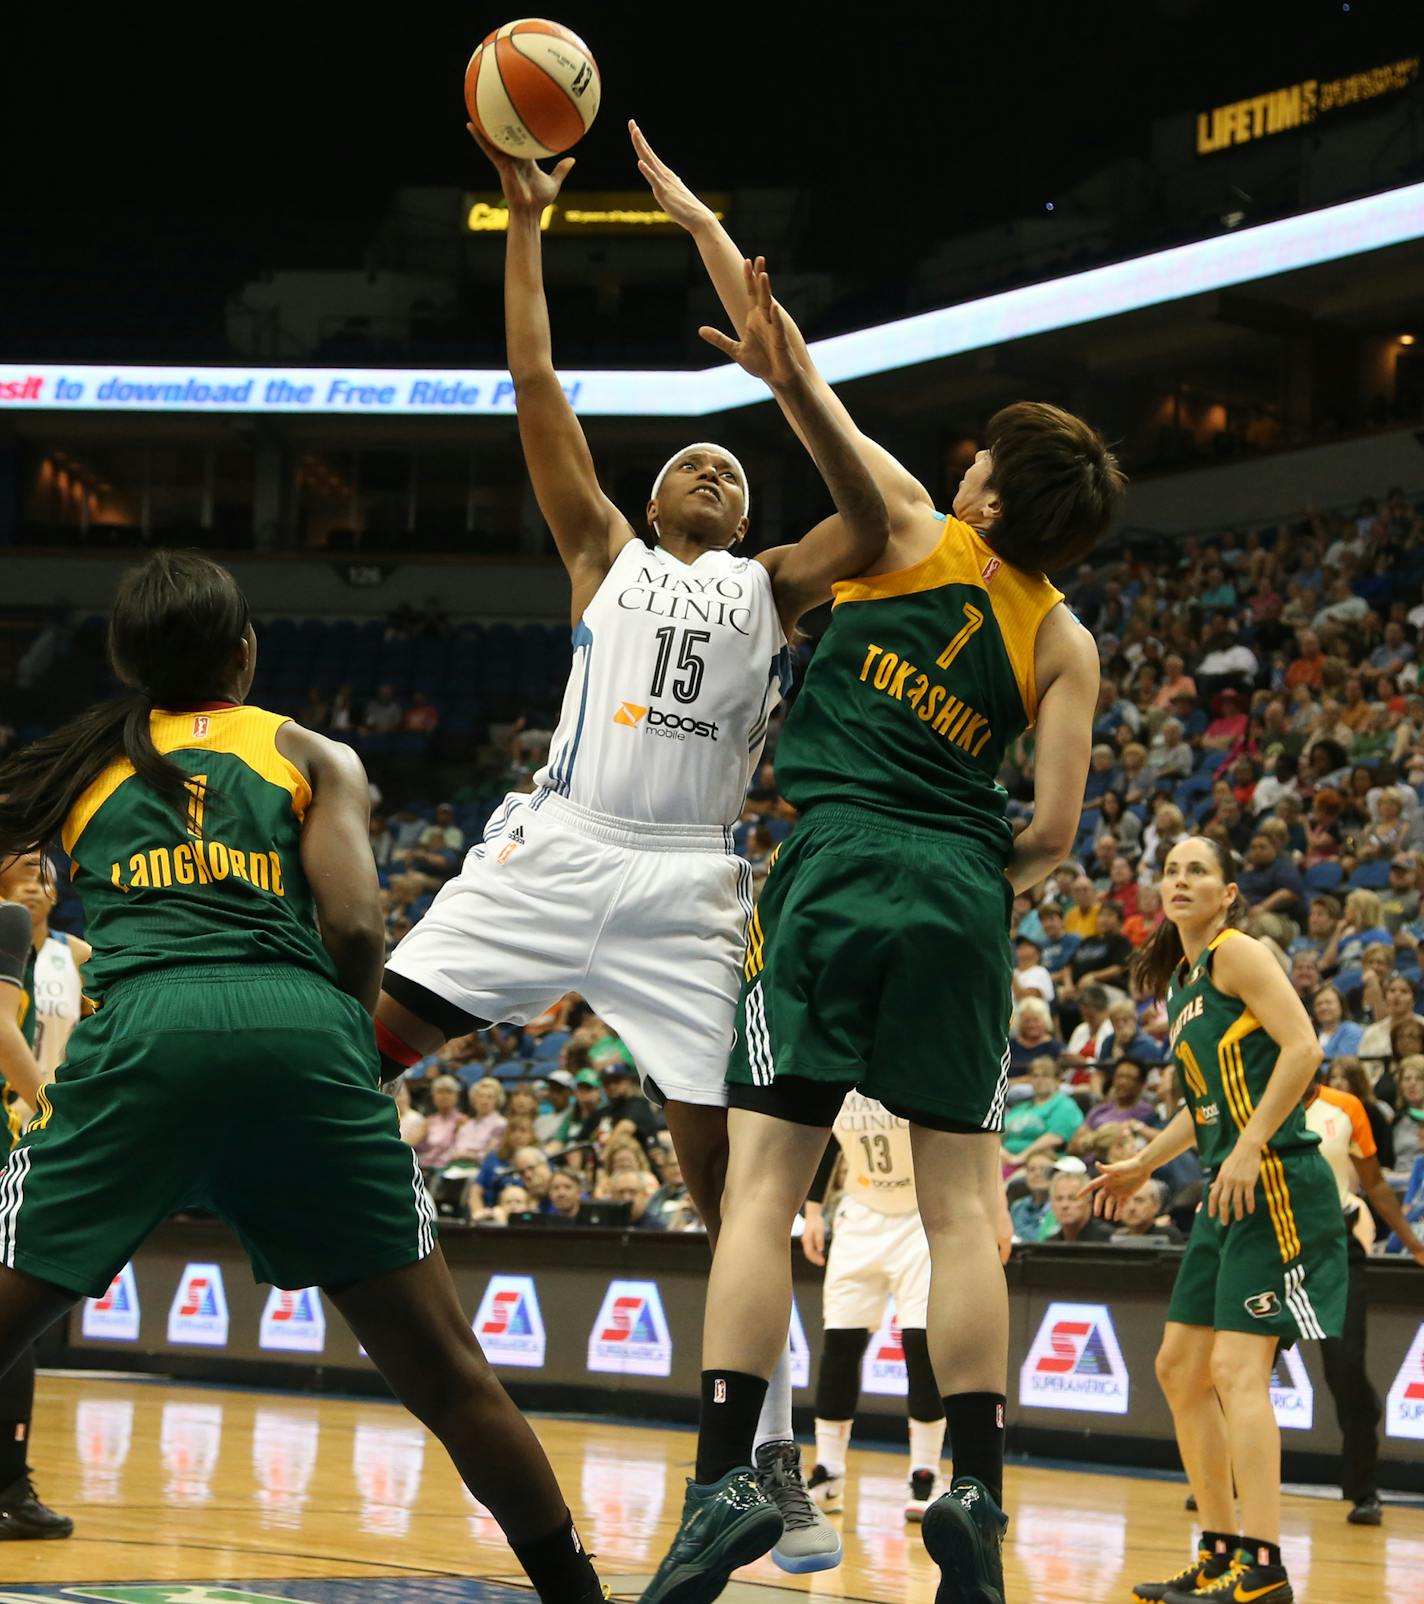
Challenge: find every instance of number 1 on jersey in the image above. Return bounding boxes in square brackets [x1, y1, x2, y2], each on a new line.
[651, 627, 711, 705]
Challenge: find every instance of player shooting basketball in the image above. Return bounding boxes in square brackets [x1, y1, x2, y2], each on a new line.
[374, 124, 897, 1574]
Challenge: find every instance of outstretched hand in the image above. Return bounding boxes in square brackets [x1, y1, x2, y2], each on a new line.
[700, 258, 800, 390]
[467, 122, 574, 213]
[1079, 1156, 1150, 1220]
[629, 120, 716, 232]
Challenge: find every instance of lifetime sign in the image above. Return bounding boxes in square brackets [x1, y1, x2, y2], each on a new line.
[464, 189, 728, 235]
[1196, 56, 1420, 155]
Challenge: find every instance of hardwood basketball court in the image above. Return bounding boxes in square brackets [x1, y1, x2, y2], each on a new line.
[1, 1373, 1417, 1601]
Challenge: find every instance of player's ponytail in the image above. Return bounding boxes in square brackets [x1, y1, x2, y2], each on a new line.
[0, 552, 251, 858]
[1131, 835, 1244, 999]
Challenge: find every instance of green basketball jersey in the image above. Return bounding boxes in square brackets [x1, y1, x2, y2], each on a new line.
[774, 514, 1064, 853]
[62, 703, 335, 1000]
[1167, 928, 1321, 1256]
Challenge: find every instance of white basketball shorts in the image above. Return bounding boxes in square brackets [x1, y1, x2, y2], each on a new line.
[383, 788, 753, 1108]
[821, 1197, 932, 1330]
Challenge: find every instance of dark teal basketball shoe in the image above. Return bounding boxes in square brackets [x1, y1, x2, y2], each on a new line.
[921, 1476, 1009, 1604]
[636, 1466, 783, 1604]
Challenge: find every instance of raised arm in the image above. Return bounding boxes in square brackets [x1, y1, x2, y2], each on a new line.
[472, 126, 634, 619]
[699, 259, 889, 629]
[632, 122, 933, 520]
[278, 725, 385, 1016]
[1006, 608, 1100, 893]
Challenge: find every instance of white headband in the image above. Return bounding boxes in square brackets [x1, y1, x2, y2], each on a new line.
[650, 442, 750, 528]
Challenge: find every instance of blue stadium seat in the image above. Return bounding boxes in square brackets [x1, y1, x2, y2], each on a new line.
[1334, 964, 1363, 997]
[532, 1030, 569, 1061]
[1348, 860, 1392, 890]
[1302, 861, 1344, 895]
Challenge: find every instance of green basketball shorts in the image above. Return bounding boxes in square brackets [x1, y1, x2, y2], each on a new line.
[727, 805, 1014, 1130]
[1167, 1146, 1347, 1341]
[1, 963, 436, 1298]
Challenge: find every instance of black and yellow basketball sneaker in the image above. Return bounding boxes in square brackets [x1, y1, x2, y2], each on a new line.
[1133, 1534, 1233, 1600]
[636, 1467, 783, 1604]
[1161, 1546, 1293, 1604]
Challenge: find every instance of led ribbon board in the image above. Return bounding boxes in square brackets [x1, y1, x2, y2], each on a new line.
[3, 181, 1422, 417]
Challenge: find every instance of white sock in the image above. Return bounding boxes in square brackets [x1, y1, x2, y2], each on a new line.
[814, 1418, 853, 1477]
[752, 1344, 794, 1453]
[909, 1417, 947, 1475]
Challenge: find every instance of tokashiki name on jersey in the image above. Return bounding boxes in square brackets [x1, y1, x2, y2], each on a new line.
[857, 627, 995, 759]
[617, 563, 756, 635]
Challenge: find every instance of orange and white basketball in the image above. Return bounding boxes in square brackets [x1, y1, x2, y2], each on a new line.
[464, 19, 601, 160]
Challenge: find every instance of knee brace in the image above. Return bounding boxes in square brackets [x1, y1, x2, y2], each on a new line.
[901, 1327, 943, 1422]
[815, 1327, 870, 1420]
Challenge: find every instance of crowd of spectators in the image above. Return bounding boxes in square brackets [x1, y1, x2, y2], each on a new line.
[11, 483, 1424, 1258]
[390, 998, 700, 1233]
[997, 486, 1424, 1249]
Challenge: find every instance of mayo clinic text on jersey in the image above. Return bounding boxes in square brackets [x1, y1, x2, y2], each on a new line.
[617, 565, 754, 636]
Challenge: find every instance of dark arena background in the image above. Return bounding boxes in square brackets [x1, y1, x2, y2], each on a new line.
[3, 3, 1424, 1600]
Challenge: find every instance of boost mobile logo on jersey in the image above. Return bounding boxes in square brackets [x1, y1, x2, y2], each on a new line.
[613, 700, 719, 741]
[475, 1274, 546, 1368]
[789, 1297, 810, 1389]
[861, 1302, 909, 1397]
[1386, 1321, 1424, 1440]
[82, 1262, 140, 1343]
[1019, 1301, 1130, 1415]
[259, 1286, 327, 1354]
[168, 1262, 230, 1347]
[1268, 1344, 1314, 1430]
[587, 1278, 672, 1377]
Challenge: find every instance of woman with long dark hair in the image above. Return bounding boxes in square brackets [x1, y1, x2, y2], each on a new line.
[1085, 836, 1345, 1604]
[0, 552, 605, 1603]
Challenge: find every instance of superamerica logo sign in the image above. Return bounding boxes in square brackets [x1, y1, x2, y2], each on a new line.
[1018, 1302, 1130, 1415]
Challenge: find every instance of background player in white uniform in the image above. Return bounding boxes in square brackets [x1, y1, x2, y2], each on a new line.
[0, 851, 89, 1133]
[0, 853, 87, 1082]
[800, 1092, 946, 1522]
[376, 130, 891, 1570]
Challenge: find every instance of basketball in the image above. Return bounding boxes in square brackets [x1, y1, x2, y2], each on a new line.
[464, 19, 601, 160]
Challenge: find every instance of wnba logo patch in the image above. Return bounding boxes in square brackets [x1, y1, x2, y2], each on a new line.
[192, 714, 210, 737]
[981, 557, 1002, 583]
[614, 702, 648, 727]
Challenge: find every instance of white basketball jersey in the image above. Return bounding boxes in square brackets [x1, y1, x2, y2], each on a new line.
[32, 933, 83, 1076]
[533, 540, 791, 828]
[833, 1091, 918, 1216]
